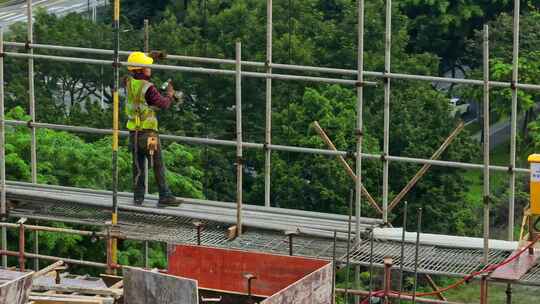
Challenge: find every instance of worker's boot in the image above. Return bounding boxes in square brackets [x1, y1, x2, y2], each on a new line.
[133, 196, 144, 206]
[158, 195, 180, 208]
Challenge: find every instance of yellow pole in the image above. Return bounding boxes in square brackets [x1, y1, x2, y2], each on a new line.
[528, 154, 540, 215]
[527, 154, 540, 253]
[111, 0, 120, 270]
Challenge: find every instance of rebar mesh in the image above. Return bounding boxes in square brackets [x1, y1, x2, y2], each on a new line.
[520, 263, 540, 284]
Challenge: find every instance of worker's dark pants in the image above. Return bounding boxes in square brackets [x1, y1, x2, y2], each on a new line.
[129, 131, 172, 200]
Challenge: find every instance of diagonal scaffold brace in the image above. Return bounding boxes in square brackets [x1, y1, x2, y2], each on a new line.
[312, 121, 383, 215]
[388, 121, 465, 212]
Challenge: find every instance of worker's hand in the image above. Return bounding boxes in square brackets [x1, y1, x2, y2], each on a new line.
[166, 81, 175, 98]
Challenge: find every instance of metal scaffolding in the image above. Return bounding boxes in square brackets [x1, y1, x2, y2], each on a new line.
[0, 0, 538, 301]
[5, 182, 540, 287]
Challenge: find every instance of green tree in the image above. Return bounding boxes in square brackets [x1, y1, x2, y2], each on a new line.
[463, 11, 540, 141]
[399, 0, 515, 74]
[5, 106, 204, 197]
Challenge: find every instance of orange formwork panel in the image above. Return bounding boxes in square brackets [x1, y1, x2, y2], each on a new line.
[167, 244, 329, 297]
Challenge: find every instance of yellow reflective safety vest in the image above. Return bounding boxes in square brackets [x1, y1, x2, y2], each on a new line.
[125, 77, 158, 131]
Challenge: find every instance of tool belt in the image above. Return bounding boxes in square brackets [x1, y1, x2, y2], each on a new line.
[133, 130, 159, 168]
[147, 132, 158, 158]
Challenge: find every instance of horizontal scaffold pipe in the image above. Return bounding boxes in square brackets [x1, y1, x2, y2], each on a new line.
[2, 52, 377, 87]
[0, 222, 98, 237]
[0, 250, 110, 269]
[5, 120, 530, 174]
[4, 41, 540, 90]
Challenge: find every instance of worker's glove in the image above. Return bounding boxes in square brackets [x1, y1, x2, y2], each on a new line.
[160, 79, 196, 108]
[160, 79, 174, 96]
[168, 85, 177, 100]
[161, 80, 175, 99]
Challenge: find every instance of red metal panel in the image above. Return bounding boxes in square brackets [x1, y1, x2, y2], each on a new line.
[167, 244, 329, 297]
[491, 249, 540, 281]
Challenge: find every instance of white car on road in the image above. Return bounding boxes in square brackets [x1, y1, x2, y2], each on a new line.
[449, 98, 470, 117]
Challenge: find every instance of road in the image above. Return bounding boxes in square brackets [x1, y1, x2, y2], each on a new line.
[0, 0, 105, 29]
[472, 118, 515, 150]
[472, 104, 540, 150]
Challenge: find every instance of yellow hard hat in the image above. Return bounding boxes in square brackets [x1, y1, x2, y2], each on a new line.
[127, 51, 153, 71]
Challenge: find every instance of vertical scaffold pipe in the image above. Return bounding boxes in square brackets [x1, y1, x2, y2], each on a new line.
[18, 221, 25, 272]
[264, 0, 272, 208]
[480, 275, 489, 304]
[368, 227, 374, 303]
[398, 201, 408, 304]
[382, 0, 392, 224]
[508, 0, 521, 296]
[144, 19, 149, 53]
[0, 28, 7, 268]
[482, 25, 490, 265]
[354, 0, 365, 297]
[345, 190, 353, 303]
[412, 208, 423, 304]
[111, 0, 120, 268]
[27, 0, 37, 184]
[143, 19, 149, 195]
[331, 230, 337, 304]
[144, 240, 149, 269]
[34, 229, 39, 270]
[236, 41, 243, 235]
[509, 0, 520, 242]
[28, 0, 39, 270]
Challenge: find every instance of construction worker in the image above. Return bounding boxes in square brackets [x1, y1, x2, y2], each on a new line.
[125, 51, 179, 207]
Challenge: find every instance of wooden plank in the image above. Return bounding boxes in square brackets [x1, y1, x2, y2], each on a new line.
[34, 275, 107, 290]
[30, 299, 103, 304]
[99, 274, 121, 288]
[29, 296, 104, 304]
[0, 271, 33, 304]
[110, 280, 123, 289]
[30, 293, 114, 304]
[424, 274, 447, 301]
[227, 226, 237, 240]
[31, 285, 122, 298]
[123, 267, 198, 304]
[491, 249, 540, 280]
[33, 261, 64, 279]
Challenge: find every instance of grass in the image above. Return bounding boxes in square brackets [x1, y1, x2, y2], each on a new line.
[461, 157, 508, 211]
[463, 170, 483, 206]
[465, 120, 482, 136]
[335, 267, 540, 303]
[491, 142, 512, 166]
[460, 139, 521, 239]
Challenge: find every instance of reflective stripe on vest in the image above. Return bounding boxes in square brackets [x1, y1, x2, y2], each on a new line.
[125, 77, 158, 131]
